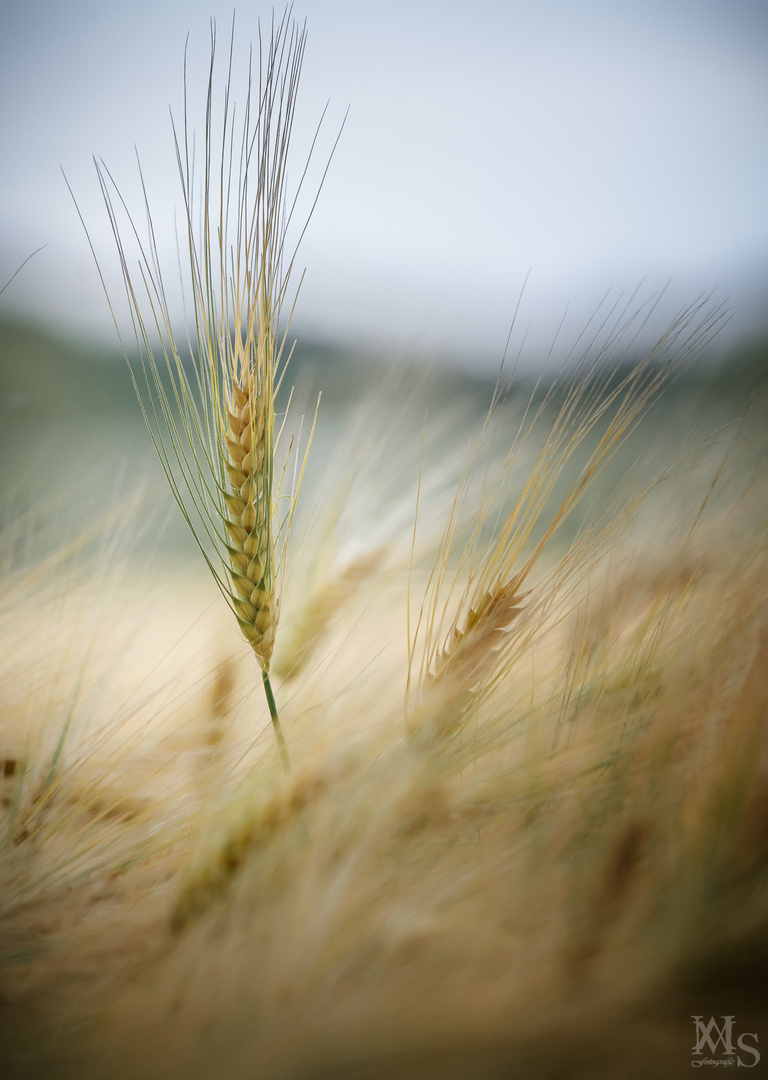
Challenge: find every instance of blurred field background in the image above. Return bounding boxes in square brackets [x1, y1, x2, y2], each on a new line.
[2, 309, 768, 1079]
[2, 312, 766, 561]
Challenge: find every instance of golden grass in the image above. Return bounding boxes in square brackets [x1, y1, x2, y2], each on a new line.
[1, 353, 766, 1078]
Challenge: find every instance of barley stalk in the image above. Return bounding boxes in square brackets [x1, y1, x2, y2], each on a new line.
[73, 11, 341, 770]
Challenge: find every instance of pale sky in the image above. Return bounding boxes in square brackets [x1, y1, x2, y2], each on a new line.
[1, 0, 766, 368]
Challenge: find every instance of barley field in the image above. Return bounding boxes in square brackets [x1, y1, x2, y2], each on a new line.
[2, 13, 767, 1079]
[2, 317, 766, 1079]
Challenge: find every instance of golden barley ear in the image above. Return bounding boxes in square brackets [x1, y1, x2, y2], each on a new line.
[431, 576, 528, 689]
[76, 11, 342, 770]
[172, 765, 330, 929]
[406, 576, 528, 749]
[273, 548, 388, 681]
[222, 366, 277, 668]
[407, 293, 727, 751]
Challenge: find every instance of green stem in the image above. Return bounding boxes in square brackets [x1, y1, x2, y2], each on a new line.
[262, 669, 291, 772]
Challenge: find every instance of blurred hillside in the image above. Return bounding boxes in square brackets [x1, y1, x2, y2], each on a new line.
[1, 316, 766, 560]
[0, 318, 132, 417]
[0, 318, 503, 420]
[0, 318, 502, 564]
[2, 317, 767, 421]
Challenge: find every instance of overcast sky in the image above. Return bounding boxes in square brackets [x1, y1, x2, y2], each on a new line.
[1, 0, 766, 368]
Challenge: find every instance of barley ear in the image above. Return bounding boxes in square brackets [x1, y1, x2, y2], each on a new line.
[407, 296, 726, 751]
[83, 12, 340, 770]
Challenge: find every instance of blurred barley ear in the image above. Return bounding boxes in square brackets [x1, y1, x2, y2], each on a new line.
[73, 10, 343, 770]
[406, 292, 727, 749]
